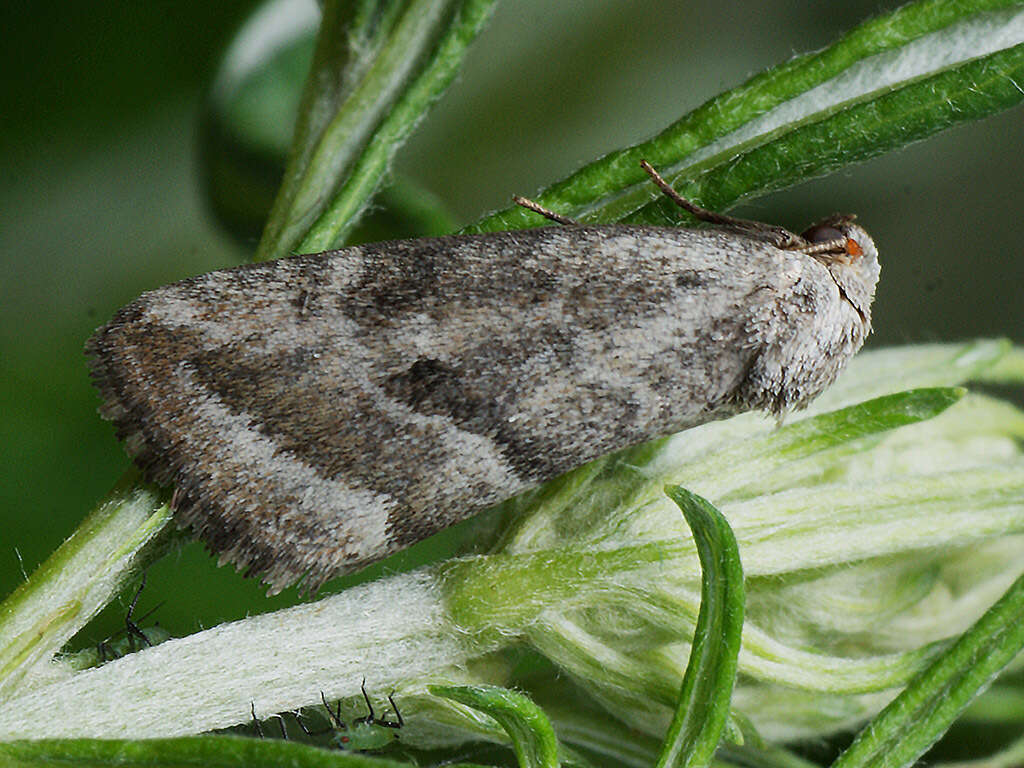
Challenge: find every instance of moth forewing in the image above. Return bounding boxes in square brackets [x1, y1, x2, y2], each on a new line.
[87, 195, 879, 593]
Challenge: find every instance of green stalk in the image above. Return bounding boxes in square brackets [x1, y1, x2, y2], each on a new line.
[0, 471, 170, 699]
[297, 0, 496, 252]
[256, 0, 496, 261]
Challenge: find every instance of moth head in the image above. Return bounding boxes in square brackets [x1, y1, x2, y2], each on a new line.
[800, 214, 880, 324]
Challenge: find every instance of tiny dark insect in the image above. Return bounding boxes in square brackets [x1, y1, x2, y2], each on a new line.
[63, 575, 169, 670]
[87, 162, 879, 592]
[319, 681, 403, 751]
[250, 680, 402, 752]
[96, 574, 165, 663]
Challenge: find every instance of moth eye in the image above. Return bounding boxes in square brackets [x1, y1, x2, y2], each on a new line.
[801, 224, 862, 262]
[801, 224, 844, 244]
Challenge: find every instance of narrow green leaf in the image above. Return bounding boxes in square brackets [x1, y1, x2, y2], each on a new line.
[297, 0, 496, 253]
[0, 470, 171, 700]
[809, 341, 1010, 413]
[257, 0, 496, 261]
[254, 0, 389, 260]
[763, 387, 964, 459]
[830, 569, 1024, 768]
[676, 388, 966, 499]
[467, 1, 1024, 231]
[656, 488, 745, 768]
[429, 685, 560, 768]
[624, 40, 1024, 227]
[0, 735, 415, 768]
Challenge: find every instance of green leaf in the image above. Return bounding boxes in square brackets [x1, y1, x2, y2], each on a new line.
[256, 0, 497, 261]
[830, 569, 1024, 768]
[202, 3, 459, 245]
[0, 470, 171, 700]
[0, 735, 413, 768]
[623, 39, 1024, 227]
[428, 684, 560, 768]
[656, 488, 745, 768]
[675, 388, 966, 499]
[467, 0, 1024, 231]
[809, 341, 1010, 413]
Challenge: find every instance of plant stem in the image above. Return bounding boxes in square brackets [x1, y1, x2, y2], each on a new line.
[0, 569, 483, 738]
[0, 470, 170, 700]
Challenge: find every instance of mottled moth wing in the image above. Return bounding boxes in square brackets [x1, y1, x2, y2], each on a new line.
[87, 224, 878, 592]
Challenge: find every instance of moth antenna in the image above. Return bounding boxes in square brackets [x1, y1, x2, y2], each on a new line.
[640, 160, 735, 226]
[512, 195, 579, 226]
[794, 237, 850, 258]
[639, 159, 803, 249]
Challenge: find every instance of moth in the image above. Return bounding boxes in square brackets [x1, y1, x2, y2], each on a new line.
[87, 162, 880, 593]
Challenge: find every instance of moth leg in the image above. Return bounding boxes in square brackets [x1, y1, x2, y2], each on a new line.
[512, 195, 579, 225]
[639, 160, 803, 249]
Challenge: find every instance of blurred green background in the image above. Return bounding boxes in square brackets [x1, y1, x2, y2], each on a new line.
[2, 0, 1022, 644]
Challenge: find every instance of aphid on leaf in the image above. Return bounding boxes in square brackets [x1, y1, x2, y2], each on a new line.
[249, 680, 402, 752]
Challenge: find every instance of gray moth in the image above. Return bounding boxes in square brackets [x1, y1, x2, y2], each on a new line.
[86, 164, 880, 593]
